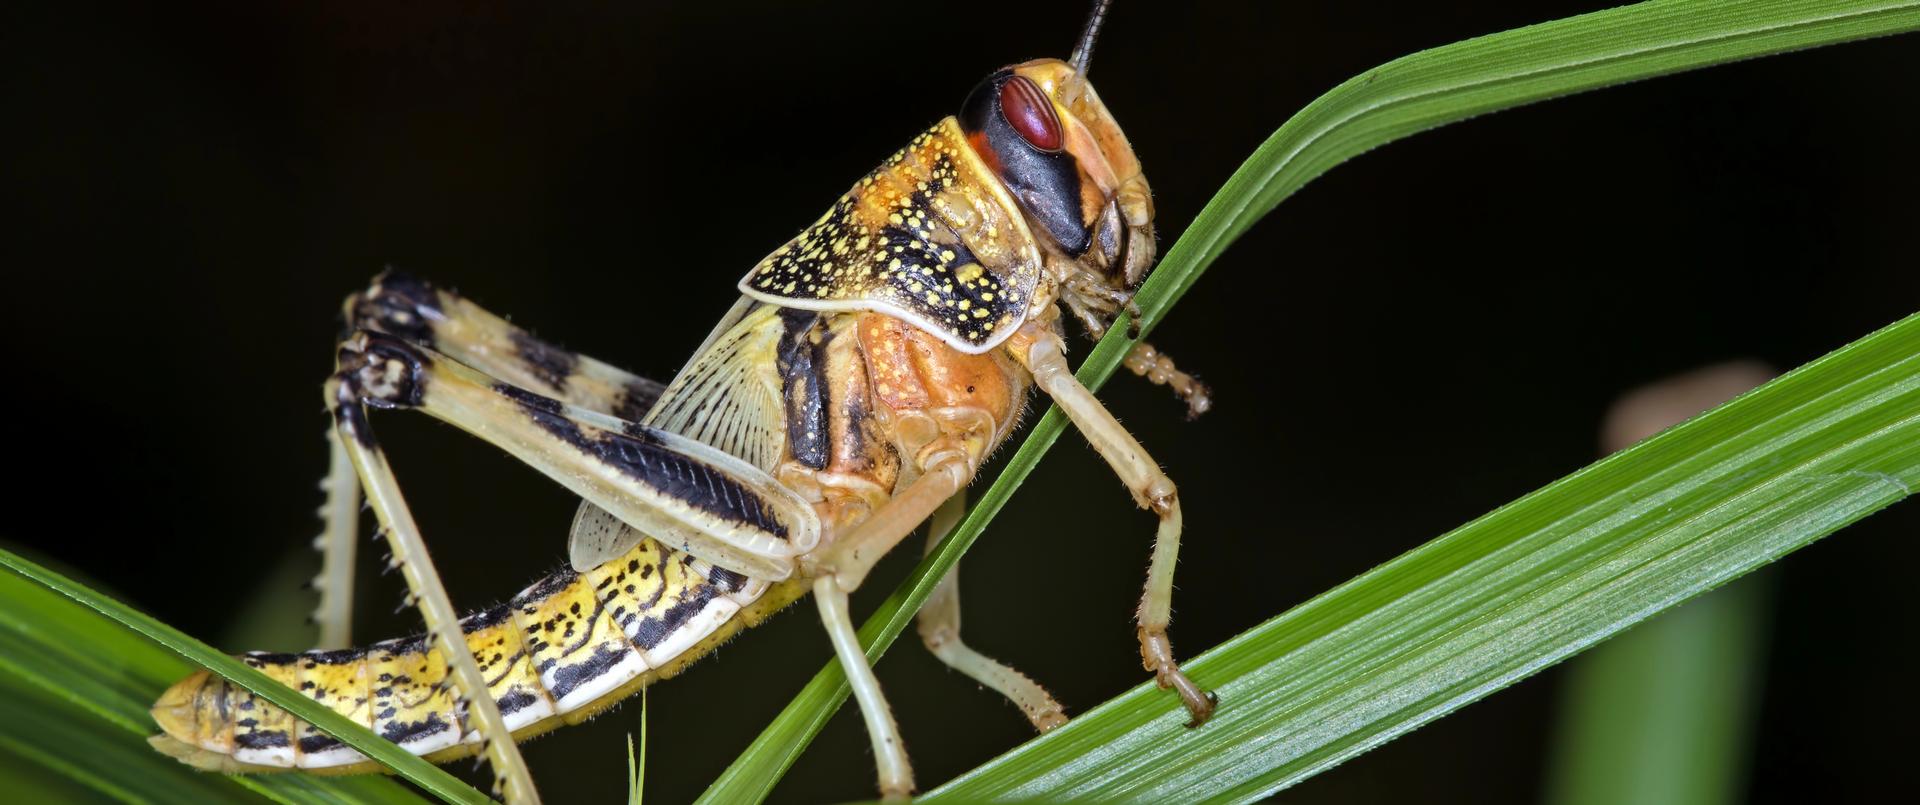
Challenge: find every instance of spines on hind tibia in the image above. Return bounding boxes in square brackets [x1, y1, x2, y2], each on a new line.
[150, 538, 780, 772]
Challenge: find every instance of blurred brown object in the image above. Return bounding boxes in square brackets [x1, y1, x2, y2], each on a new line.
[1599, 360, 1777, 452]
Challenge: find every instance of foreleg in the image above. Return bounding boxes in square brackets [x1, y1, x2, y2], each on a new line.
[1019, 332, 1216, 727]
[1123, 342, 1212, 420]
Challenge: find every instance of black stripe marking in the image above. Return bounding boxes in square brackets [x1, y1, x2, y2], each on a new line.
[509, 330, 580, 394]
[373, 634, 430, 657]
[706, 565, 748, 593]
[298, 734, 343, 754]
[614, 378, 666, 422]
[351, 271, 442, 346]
[778, 310, 829, 469]
[545, 645, 634, 701]
[235, 730, 290, 750]
[460, 603, 515, 632]
[497, 383, 790, 539]
[301, 647, 367, 665]
[512, 567, 581, 606]
[243, 651, 300, 667]
[497, 689, 538, 717]
[379, 713, 450, 745]
[629, 584, 717, 651]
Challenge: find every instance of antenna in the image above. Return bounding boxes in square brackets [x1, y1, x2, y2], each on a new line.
[1067, 0, 1113, 75]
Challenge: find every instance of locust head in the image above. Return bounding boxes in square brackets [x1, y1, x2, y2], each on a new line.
[957, 10, 1154, 339]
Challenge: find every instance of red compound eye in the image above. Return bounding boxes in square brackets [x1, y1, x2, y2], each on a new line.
[999, 76, 1063, 152]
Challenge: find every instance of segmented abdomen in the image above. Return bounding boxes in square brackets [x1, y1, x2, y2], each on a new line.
[151, 537, 775, 771]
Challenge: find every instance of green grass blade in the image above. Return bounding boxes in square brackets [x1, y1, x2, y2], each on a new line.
[628, 690, 648, 805]
[0, 549, 485, 805]
[699, 1, 1920, 801]
[924, 313, 1919, 800]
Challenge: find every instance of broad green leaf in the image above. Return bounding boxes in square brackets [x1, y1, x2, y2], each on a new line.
[0, 550, 483, 805]
[701, 0, 1920, 801]
[924, 314, 1917, 800]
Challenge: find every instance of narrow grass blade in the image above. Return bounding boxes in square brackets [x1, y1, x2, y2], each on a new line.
[0, 549, 486, 805]
[627, 690, 649, 805]
[700, 1, 1920, 801]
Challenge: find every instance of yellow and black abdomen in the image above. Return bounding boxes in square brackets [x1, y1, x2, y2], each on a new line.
[150, 536, 802, 773]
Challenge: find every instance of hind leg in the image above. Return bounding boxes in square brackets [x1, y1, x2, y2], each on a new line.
[326, 370, 540, 802]
[312, 271, 669, 647]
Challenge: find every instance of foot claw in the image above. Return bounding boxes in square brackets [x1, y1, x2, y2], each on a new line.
[1139, 626, 1217, 728]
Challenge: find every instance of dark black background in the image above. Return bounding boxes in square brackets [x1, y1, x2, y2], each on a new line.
[4, 2, 1916, 803]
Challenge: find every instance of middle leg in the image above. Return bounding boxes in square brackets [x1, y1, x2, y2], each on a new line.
[915, 493, 1068, 731]
[806, 455, 972, 801]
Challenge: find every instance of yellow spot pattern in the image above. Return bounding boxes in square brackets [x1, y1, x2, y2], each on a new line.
[149, 536, 757, 770]
[738, 119, 1040, 351]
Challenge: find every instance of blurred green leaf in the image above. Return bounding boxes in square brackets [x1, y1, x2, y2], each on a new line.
[0, 550, 474, 804]
[1545, 574, 1773, 805]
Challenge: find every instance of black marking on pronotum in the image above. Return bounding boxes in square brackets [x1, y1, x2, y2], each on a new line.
[960, 70, 1092, 256]
[495, 382, 791, 539]
[545, 645, 633, 701]
[777, 309, 829, 469]
[508, 329, 580, 394]
[628, 584, 718, 651]
[234, 729, 291, 750]
[379, 713, 451, 745]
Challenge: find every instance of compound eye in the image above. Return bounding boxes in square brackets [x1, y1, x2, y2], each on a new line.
[999, 76, 1064, 152]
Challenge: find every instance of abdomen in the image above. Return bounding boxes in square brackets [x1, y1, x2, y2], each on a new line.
[150, 536, 803, 773]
